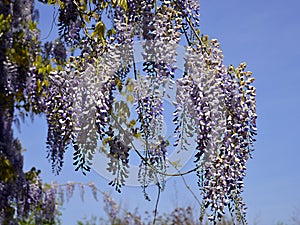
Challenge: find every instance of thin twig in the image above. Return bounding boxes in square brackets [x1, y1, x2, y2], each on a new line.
[132, 48, 138, 80]
[111, 114, 200, 177]
[152, 182, 161, 225]
[185, 16, 202, 45]
[168, 159, 201, 207]
[42, 6, 58, 40]
[173, 1, 203, 45]
[181, 27, 192, 46]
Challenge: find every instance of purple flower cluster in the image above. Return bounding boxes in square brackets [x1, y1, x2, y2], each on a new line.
[95, 80, 114, 139]
[27, 176, 43, 205]
[40, 1, 257, 222]
[137, 94, 163, 138]
[46, 66, 74, 173]
[149, 136, 168, 165]
[174, 39, 256, 223]
[0, 167, 58, 223]
[103, 193, 120, 220]
[45, 43, 122, 174]
[42, 185, 57, 221]
[57, 0, 81, 45]
[141, 4, 182, 80]
[175, 0, 201, 27]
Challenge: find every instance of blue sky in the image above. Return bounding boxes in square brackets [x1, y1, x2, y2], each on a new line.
[14, 0, 300, 224]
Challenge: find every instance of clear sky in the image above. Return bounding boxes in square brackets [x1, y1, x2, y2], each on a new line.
[14, 0, 300, 224]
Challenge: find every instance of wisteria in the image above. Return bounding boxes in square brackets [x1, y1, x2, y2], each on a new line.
[103, 192, 120, 220]
[0, 0, 62, 223]
[42, 0, 256, 223]
[57, 0, 82, 45]
[0, 0, 257, 224]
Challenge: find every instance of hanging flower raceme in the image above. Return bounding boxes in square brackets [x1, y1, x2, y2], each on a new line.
[140, 3, 183, 83]
[46, 65, 74, 174]
[41, 1, 257, 223]
[114, 5, 134, 64]
[46, 41, 122, 174]
[132, 3, 185, 183]
[172, 37, 257, 223]
[134, 76, 163, 139]
[57, 0, 82, 45]
[175, 0, 200, 26]
[42, 185, 57, 221]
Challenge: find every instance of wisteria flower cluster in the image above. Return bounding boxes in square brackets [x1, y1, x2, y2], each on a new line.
[174, 38, 257, 222]
[40, 1, 257, 223]
[0, 0, 64, 223]
[0, 0, 257, 223]
[0, 165, 58, 224]
[46, 44, 120, 173]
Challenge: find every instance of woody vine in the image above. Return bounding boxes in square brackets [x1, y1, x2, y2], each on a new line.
[0, 0, 257, 224]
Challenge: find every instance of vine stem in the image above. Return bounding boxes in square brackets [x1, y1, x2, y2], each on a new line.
[152, 182, 161, 225]
[168, 159, 201, 207]
[173, 1, 203, 45]
[41, 6, 58, 40]
[111, 114, 200, 177]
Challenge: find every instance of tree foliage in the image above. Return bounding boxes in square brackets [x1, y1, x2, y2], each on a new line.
[0, 0, 257, 224]
[0, 0, 59, 224]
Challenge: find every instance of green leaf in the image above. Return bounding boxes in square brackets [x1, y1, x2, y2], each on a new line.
[107, 28, 116, 37]
[0, 156, 16, 182]
[112, 0, 128, 10]
[119, 0, 128, 10]
[91, 21, 106, 41]
[48, 0, 57, 4]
